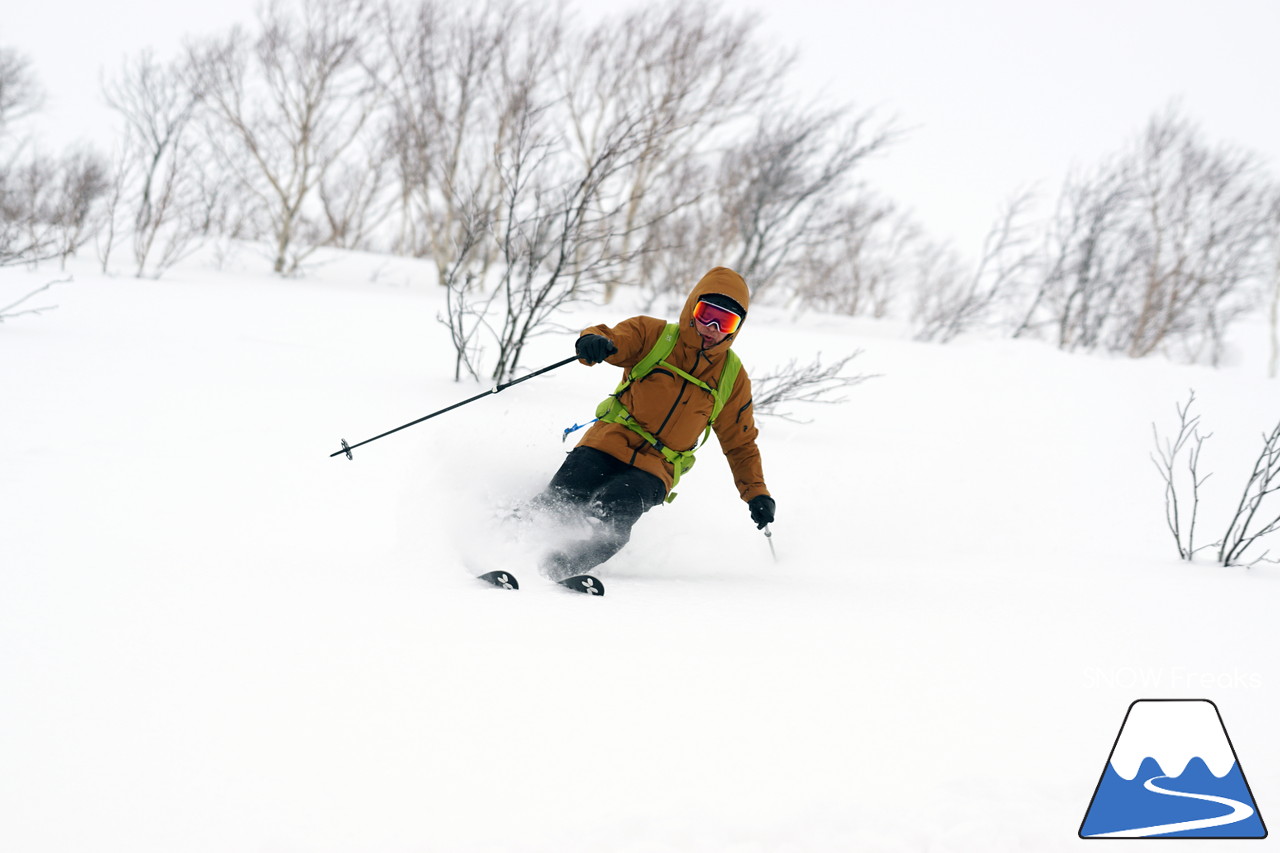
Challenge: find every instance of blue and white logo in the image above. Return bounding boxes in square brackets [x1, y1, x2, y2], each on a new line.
[1080, 699, 1267, 838]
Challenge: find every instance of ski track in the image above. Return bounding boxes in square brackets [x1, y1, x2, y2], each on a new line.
[1084, 775, 1256, 838]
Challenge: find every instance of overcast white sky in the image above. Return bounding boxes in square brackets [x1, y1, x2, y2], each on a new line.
[7, 0, 1279, 255]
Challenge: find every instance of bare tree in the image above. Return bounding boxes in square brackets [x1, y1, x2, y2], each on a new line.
[103, 50, 205, 277]
[436, 195, 491, 381]
[0, 163, 56, 266]
[378, 1, 559, 273]
[914, 190, 1036, 343]
[1, 149, 108, 269]
[376, 0, 577, 380]
[494, 119, 654, 381]
[393, 1, 802, 381]
[1150, 391, 1213, 560]
[1150, 392, 1280, 568]
[49, 147, 110, 268]
[316, 132, 393, 249]
[1123, 110, 1271, 362]
[0, 47, 43, 135]
[1012, 161, 1132, 348]
[718, 105, 897, 297]
[560, 2, 789, 301]
[1015, 107, 1273, 363]
[375, 1, 909, 379]
[790, 196, 915, 319]
[636, 102, 897, 309]
[750, 351, 877, 422]
[0, 47, 53, 267]
[0, 276, 68, 323]
[442, 80, 657, 383]
[95, 145, 128, 271]
[189, 0, 381, 274]
[1219, 419, 1280, 568]
[188, 138, 263, 243]
[631, 156, 720, 312]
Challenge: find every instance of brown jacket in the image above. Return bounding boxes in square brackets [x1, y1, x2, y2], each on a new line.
[575, 267, 769, 502]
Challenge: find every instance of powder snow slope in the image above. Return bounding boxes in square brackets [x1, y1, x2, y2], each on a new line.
[2, 251, 1277, 852]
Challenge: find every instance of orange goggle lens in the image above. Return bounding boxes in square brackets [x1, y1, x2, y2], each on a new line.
[692, 300, 743, 334]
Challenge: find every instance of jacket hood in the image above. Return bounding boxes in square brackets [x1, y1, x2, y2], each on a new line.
[679, 267, 750, 351]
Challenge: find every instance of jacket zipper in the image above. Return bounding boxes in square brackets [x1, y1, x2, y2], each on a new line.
[653, 349, 708, 448]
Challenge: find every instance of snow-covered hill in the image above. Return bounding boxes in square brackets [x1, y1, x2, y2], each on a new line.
[2, 250, 1276, 852]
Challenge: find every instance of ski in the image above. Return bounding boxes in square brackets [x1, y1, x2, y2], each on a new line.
[477, 570, 519, 590]
[475, 569, 603, 595]
[557, 574, 604, 596]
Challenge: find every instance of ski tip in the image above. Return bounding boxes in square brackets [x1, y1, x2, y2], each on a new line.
[557, 574, 605, 596]
[477, 570, 519, 590]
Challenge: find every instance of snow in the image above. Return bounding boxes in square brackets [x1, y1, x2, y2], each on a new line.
[2, 250, 1278, 852]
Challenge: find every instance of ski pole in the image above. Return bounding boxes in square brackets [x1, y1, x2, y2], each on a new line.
[331, 355, 579, 459]
[763, 524, 777, 562]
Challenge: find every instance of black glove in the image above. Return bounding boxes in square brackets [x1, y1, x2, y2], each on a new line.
[748, 495, 776, 529]
[576, 334, 617, 364]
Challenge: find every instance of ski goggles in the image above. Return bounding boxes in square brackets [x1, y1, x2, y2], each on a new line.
[692, 300, 743, 334]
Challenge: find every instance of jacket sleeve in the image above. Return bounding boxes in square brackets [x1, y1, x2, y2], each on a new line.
[713, 368, 770, 502]
[579, 316, 663, 369]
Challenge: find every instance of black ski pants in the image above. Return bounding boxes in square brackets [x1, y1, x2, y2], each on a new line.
[534, 446, 666, 577]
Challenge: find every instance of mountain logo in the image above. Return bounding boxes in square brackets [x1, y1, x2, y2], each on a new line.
[1080, 699, 1267, 839]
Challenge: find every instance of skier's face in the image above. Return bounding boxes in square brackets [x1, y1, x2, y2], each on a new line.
[694, 317, 730, 349]
[691, 299, 740, 349]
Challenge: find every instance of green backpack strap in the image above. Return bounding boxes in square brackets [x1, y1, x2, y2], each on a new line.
[709, 350, 741, 426]
[595, 323, 680, 420]
[632, 323, 680, 382]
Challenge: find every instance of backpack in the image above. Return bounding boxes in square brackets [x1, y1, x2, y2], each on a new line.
[594, 323, 741, 501]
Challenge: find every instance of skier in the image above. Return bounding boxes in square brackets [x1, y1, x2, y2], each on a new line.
[531, 266, 775, 581]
